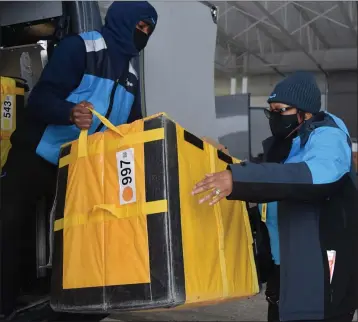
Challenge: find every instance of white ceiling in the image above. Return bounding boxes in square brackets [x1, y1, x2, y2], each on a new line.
[211, 1, 358, 76]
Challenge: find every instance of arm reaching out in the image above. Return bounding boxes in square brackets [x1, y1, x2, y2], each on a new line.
[192, 127, 352, 204]
[27, 35, 86, 125]
[227, 127, 351, 203]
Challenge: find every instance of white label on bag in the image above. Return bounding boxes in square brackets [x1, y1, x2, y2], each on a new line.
[1, 95, 14, 130]
[116, 148, 136, 205]
[327, 250, 336, 284]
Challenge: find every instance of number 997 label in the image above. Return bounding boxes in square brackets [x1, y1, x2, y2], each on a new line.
[116, 148, 136, 205]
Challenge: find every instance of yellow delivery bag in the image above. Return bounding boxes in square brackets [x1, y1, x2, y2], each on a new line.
[50, 112, 259, 313]
[1, 76, 25, 168]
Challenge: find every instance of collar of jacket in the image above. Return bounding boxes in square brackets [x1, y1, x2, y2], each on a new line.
[261, 111, 339, 159]
[298, 111, 338, 147]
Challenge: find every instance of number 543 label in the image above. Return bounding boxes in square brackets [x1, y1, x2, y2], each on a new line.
[1, 95, 14, 131]
[116, 148, 136, 205]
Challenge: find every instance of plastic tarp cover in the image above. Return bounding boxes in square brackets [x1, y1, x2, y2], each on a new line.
[50, 112, 259, 313]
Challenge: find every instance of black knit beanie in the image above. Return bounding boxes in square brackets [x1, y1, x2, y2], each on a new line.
[267, 71, 321, 114]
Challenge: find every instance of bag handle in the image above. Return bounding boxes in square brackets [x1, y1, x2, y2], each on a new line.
[77, 108, 125, 158]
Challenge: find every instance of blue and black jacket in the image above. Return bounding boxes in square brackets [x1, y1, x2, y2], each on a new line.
[11, 2, 158, 165]
[229, 111, 358, 321]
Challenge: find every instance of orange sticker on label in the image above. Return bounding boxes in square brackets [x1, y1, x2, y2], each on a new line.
[122, 186, 134, 202]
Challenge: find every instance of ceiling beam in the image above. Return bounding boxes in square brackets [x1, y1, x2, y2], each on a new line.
[229, 3, 283, 32]
[216, 37, 242, 74]
[291, 2, 331, 49]
[232, 1, 291, 52]
[337, 1, 357, 41]
[253, 1, 328, 76]
[216, 27, 286, 77]
[293, 2, 349, 29]
[215, 61, 234, 75]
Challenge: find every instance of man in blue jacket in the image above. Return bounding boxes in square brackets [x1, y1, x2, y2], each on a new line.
[193, 71, 357, 321]
[0, 1, 158, 318]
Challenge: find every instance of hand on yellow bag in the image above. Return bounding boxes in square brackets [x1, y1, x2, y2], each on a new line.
[70, 101, 94, 130]
[192, 170, 233, 206]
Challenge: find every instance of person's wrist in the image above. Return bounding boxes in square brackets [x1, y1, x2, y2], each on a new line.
[69, 108, 75, 124]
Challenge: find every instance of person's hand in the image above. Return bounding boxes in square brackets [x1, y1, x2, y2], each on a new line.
[192, 170, 233, 206]
[70, 101, 93, 129]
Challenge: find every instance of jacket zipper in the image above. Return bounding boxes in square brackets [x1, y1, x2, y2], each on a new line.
[95, 78, 120, 132]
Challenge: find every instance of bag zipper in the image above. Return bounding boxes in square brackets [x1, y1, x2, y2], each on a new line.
[95, 78, 119, 132]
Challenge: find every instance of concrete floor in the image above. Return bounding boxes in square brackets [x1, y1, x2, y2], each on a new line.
[104, 292, 358, 322]
[105, 292, 267, 321]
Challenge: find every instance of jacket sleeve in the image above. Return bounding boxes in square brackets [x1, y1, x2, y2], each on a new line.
[228, 127, 352, 203]
[27, 35, 86, 125]
[127, 82, 143, 123]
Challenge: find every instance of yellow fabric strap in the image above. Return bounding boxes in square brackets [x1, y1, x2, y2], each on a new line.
[59, 128, 165, 168]
[261, 203, 267, 223]
[15, 87, 24, 96]
[0, 77, 25, 95]
[58, 154, 71, 168]
[78, 108, 125, 158]
[54, 200, 167, 231]
[0, 76, 14, 89]
[106, 128, 164, 154]
[77, 129, 89, 158]
[208, 145, 229, 297]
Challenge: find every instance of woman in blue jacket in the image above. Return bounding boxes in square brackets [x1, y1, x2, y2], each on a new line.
[193, 71, 357, 322]
[253, 122, 295, 322]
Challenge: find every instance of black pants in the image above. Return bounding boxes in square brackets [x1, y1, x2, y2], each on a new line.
[0, 146, 57, 315]
[266, 264, 280, 322]
[268, 301, 354, 322]
[266, 265, 354, 322]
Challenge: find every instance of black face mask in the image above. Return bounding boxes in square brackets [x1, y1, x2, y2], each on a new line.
[133, 28, 149, 52]
[269, 113, 299, 138]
